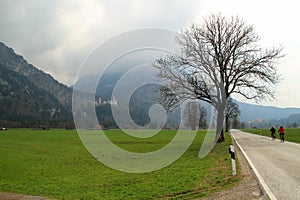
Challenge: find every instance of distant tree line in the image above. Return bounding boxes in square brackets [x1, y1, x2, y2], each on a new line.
[0, 119, 74, 128]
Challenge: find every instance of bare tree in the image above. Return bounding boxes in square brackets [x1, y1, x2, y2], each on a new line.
[183, 101, 207, 130]
[183, 101, 199, 130]
[225, 98, 240, 132]
[155, 14, 283, 142]
[198, 105, 207, 129]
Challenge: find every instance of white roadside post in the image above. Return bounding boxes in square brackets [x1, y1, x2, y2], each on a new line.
[229, 145, 237, 175]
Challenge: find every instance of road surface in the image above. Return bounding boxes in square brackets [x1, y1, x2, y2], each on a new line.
[231, 129, 300, 200]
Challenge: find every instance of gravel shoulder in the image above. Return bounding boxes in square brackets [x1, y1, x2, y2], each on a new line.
[199, 137, 270, 200]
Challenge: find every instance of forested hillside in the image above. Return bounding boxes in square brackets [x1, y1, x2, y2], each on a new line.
[0, 42, 72, 127]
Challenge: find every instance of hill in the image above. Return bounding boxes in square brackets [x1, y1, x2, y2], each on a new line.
[236, 100, 300, 121]
[0, 42, 72, 127]
[95, 73, 300, 128]
[235, 100, 300, 128]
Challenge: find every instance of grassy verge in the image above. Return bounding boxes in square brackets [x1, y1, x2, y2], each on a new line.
[0, 129, 239, 199]
[242, 128, 300, 143]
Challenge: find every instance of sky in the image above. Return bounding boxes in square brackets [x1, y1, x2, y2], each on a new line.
[0, 0, 299, 108]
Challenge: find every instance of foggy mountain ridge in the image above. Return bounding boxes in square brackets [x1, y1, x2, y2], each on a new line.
[96, 72, 300, 126]
[236, 100, 300, 122]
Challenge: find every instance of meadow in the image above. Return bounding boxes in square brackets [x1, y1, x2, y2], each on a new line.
[242, 128, 300, 143]
[0, 129, 239, 199]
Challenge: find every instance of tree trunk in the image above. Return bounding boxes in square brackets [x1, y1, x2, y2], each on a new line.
[217, 129, 224, 143]
[215, 106, 225, 143]
[225, 116, 229, 132]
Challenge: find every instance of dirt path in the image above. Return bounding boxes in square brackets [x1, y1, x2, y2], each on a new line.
[0, 192, 49, 200]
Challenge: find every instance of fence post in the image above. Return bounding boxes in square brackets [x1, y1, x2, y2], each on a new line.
[228, 145, 236, 175]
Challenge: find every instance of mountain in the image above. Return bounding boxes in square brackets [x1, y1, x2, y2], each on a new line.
[236, 100, 300, 122]
[0, 42, 72, 108]
[287, 113, 300, 123]
[2, 41, 300, 129]
[96, 73, 163, 128]
[0, 42, 72, 127]
[95, 73, 300, 128]
[94, 72, 183, 128]
[232, 100, 300, 128]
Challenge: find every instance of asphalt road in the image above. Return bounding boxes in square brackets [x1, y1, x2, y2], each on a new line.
[231, 129, 300, 200]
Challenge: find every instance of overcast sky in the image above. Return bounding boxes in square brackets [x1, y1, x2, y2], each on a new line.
[1, 0, 299, 108]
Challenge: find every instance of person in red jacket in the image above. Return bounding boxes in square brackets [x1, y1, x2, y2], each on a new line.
[278, 126, 285, 142]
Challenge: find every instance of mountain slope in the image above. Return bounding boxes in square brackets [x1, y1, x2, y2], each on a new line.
[0, 42, 72, 109]
[95, 73, 300, 128]
[236, 100, 300, 121]
[0, 42, 72, 127]
[2, 41, 300, 128]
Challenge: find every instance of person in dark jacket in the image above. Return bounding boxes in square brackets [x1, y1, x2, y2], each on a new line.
[270, 126, 276, 140]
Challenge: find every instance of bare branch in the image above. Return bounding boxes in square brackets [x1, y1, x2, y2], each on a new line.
[155, 13, 283, 142]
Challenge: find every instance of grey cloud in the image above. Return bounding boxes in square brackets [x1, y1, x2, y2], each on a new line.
[0, 1, 62, 54]
[0, 0, 202, 85]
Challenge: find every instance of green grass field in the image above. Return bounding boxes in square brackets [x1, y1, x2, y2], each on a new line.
[0, 129, 239, 199]
[242, 128, 300, 143]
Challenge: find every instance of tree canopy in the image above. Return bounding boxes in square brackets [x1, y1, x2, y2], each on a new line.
[155, 14, 284, 141]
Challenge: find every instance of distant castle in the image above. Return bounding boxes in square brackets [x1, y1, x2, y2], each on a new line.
[95, 96, 118, 106]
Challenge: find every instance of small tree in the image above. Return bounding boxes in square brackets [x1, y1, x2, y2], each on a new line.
[183, 101, 207, 130]
[225, 98, 240, 132]
[155, 14, 283, 142]
[183, 101, 199, 130]
[198, 105, 207, 129]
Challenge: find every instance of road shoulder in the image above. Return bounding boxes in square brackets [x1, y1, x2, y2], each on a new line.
[199, 134, 270, 200]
